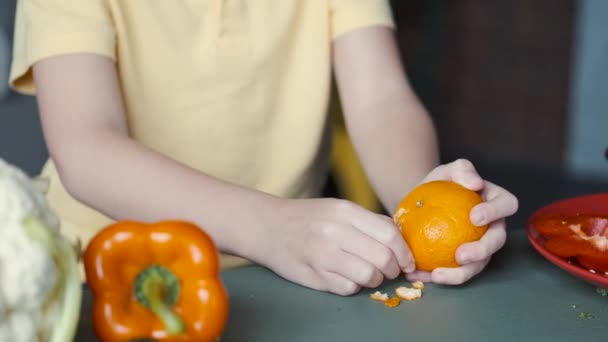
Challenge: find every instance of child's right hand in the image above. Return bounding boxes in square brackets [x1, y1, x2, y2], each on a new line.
[260, 198, 415, 296]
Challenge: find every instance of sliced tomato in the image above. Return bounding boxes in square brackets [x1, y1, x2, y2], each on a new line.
[533, 213, 608, 238]
[545, 235, 608, 258]
[581, 217, 608, 236]
[578, 255, 608, 273]
[535, 213, 608, 272]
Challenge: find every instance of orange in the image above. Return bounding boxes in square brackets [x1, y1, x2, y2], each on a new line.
[393, 180, 488, 271]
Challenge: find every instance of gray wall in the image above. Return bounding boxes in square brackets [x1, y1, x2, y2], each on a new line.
[0, 94, 48, 176]
[565, 0, 608, 182]
[0, 0, 14, 99]
[0, 0, 48, 176]
[0, 0, 16, 32]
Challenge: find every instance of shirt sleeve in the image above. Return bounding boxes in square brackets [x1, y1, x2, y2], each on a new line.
[9, 0, 115, 95]
[329, 0, 395, 40]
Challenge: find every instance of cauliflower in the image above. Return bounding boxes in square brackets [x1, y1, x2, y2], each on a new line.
[0, 158, 81, 342]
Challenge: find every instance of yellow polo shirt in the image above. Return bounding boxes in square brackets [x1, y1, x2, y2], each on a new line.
[9, 0, 395, 269]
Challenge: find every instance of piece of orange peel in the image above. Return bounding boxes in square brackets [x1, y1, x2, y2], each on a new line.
[369, 291, 401, 307]
[370, 291, 389, 302]
[370, 281, 424, 307]
[384, 296, 400, 307]
[411, 281, 424, 290]
[396, 286, 422, 301]
[369, 291, 401, 308]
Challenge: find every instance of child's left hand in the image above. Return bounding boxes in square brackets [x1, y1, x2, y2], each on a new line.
[405, 159, 519, 285]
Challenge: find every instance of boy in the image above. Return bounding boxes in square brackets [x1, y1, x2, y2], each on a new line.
[9, 0, 518, 295]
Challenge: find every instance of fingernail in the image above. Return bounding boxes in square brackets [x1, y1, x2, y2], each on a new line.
[471, 208, 485, 226]
[404, 264, 415, 273]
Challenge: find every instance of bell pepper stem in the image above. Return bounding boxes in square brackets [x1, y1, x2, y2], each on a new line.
[146, 277, 185, 335]
[135, 265, 185, 336]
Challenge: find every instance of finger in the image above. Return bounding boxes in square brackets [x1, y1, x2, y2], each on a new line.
[338, 224, 401, 279]
[345, 205, 415, 272]
[320, 249, 385, 288]
[431, 258, 490, 285]
[470, 181, 519, 226]
[405, 270, 432, 283]
[321, 271, 361, 296]
[456, 220, 507, 264]
[424, 159, 484, 191]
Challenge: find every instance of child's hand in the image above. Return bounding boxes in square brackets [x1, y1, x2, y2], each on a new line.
[262, 198, 415, 296]
[405, 159, 519, 285]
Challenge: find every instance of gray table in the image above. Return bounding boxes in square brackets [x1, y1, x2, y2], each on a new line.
[75, 221, 608, 342]
[74, 169, 608, 341]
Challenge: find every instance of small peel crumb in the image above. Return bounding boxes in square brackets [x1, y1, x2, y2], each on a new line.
[370, 291, 389, 302]
[384, 296, 400, 307]
[396, 286, 423, 301]
[411, 281, 425, 289]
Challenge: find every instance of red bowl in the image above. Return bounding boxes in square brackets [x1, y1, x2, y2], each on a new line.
[526, 193, 608, 289]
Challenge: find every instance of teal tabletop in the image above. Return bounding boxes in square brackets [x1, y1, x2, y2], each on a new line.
[75, 230, 607, 342]
[74, 172, 608, 342]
